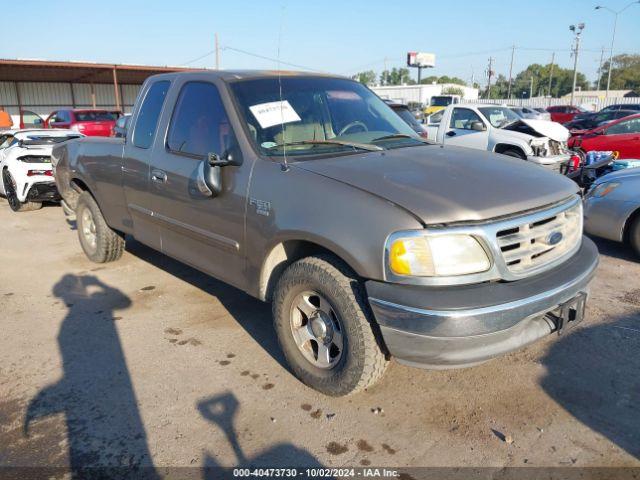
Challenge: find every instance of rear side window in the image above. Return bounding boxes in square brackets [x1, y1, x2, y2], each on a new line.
[167, 81, 234, 157]
[74, 111, 117, 122]
[133, 80, 170, 149]
[607, 118, 640, 135]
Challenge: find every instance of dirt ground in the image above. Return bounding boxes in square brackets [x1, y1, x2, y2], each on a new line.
[1, 198, 639, 475]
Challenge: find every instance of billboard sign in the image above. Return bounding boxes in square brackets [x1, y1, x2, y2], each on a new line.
[407, 52, 436, 68]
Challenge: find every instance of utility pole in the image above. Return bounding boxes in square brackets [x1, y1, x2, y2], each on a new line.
[596, 46, 605, 90]
[529, 75, 534, 98]
[595, 3, 640, 98]
[215, 33, 220, 70]
[547, 52, 555, 103]
[507, 45, 515, 99]
[569, 23, 585, 107]
[486, 57, 494, 100]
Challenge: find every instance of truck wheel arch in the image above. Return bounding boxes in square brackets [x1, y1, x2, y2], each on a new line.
[494, 144, 527, 159]
[259, 238, 361, 302]
[67, 178, 92, 209]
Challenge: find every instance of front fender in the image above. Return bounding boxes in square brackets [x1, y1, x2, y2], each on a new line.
[244, 160, 423, 299]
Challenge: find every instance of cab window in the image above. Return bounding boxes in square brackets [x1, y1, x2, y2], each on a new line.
[133, 80, 170, 149]
[167, 81, 235, 158]
[450, 108, 483, 130]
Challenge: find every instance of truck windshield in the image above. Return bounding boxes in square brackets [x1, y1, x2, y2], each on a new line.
[478, 107, 521, 128]
[430, 96, 452, 107]
[230, 77, 422, 157]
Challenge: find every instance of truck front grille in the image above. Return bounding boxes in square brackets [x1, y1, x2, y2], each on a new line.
[496, 201, 582, 275]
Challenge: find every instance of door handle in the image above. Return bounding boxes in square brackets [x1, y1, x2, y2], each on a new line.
[151, 169, 167, 183]
[446, 131, 457, 137]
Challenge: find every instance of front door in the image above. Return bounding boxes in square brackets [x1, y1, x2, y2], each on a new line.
[442, 107, 489, 150]
[147, 79, 251, 289]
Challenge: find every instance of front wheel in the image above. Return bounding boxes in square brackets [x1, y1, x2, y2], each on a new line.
[76, 191, 124, 263]
[2, 169, 42, 212]
[272, 255, 388, 396]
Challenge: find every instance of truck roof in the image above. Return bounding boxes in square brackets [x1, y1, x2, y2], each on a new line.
[145, 69, 346, 82]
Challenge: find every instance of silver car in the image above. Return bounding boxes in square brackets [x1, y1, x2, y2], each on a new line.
[511, 107, 551, 121]
[584, 168, 640, 257]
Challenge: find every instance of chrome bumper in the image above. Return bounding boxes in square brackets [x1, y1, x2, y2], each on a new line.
[366, 237, 599, 369]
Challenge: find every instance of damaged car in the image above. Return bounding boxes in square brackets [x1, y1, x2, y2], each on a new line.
[428, 104, 576, 170]
[0, 129, 82, 211]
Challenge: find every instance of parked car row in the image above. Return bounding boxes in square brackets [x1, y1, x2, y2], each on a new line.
[6, 108, 124, 137]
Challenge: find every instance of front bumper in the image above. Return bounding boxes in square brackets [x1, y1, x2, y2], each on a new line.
[527, 153, 572, 171]
[366, 237, 599, 369]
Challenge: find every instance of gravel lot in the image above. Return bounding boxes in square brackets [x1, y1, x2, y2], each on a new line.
[1, 199, 639, 473]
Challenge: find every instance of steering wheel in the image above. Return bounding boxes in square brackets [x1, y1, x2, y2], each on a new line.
[338, 121, 368, 136]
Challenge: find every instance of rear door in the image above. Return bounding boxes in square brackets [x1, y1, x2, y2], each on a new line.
[147, 77, 251, 289]
[122, 79, 172, 250]
[441, 107, 489, 150]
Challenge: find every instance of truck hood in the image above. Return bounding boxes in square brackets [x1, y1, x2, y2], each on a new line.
[504, 119, 570, 142]
[294, 145, 578, 225]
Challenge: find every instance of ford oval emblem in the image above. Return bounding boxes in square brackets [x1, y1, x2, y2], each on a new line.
[547, 231, 563, 245]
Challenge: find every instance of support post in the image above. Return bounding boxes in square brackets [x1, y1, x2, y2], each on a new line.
[69, 83, 76, 108]
[90, 83, 97, 109]
[112, 67, 121, 112]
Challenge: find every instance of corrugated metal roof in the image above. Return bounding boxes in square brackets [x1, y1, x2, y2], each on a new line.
[0, 58, 203, 83]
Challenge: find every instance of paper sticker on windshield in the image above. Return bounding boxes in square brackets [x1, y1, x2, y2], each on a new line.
[249, 100, 301, 129]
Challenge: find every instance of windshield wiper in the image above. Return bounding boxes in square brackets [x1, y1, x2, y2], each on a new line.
[371, 133, 427, 143]
[268, 139, 383, 152]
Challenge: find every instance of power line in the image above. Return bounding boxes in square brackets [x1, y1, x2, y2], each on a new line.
[221, 45, 324, 72]
[180, 50, 216, 67]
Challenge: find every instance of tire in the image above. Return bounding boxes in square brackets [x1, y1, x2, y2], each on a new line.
[629, 214, 640, 259]
[2, 169, 42, 212]
[76, 191, 124, 263]
[501, 148, 526, 160]
[272, 254, 388, 396]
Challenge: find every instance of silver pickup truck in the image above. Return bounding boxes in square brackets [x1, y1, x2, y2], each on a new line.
[53, 71, 599, 396]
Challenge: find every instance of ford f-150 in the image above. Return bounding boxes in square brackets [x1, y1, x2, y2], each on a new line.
[53, 71, 599, 396]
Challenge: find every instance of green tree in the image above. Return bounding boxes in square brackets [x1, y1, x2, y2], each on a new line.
[352, 70, 377, 86]
[379, 68, 414, 86]
[598, 54, 640, 91]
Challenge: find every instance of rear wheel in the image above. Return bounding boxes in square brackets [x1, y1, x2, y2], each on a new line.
[272, 255, 388, 396]
[2, 169, 42, 212]
[629, 214, 640, 259]
[76, 191, 124, 263]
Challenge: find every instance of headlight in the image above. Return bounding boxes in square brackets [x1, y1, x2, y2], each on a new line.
[387, 233, 491, 277]
[587, 182, 620, 198]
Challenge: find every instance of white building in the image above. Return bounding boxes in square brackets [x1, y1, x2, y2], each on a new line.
[370, 83, 479, 106]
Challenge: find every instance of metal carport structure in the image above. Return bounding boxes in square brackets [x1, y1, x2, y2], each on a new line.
[0, 59, 199, 125]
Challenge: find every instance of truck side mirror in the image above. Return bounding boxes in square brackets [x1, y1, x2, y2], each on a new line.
[198, 152, 231, 197]
[470, 121, 486, 131]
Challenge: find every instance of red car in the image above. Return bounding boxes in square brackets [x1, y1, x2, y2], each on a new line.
[45, 109, 120, 137]
[568, 113, 640, 159]
[546, 105, 587, 124]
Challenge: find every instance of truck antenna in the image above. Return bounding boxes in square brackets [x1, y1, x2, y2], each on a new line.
[277, 4, 289, 172]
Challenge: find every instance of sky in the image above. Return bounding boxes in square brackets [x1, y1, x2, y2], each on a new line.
[2, 0, 639, 88]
